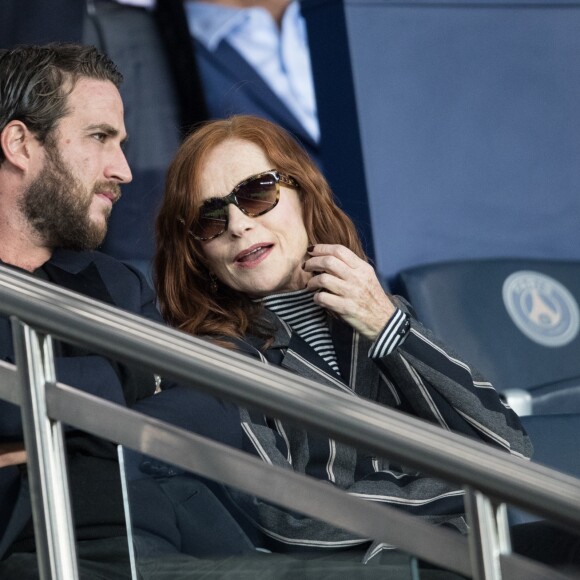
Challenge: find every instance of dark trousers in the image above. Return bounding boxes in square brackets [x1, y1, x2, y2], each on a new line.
[0, 536, 132, 580]
[0, 535, 466, 580]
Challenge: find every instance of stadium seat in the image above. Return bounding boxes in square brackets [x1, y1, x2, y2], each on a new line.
[396, 258, 580, 416]
[510, 413, 580, 525]
[521, 414, 580, 478]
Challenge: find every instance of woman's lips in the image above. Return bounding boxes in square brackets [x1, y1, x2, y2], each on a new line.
[235, 244, 273, 267]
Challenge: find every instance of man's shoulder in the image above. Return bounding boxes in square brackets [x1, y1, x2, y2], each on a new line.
[47, 249, 151, 296]
[46, 249, 158, 316]
[49, 249, 141, 275]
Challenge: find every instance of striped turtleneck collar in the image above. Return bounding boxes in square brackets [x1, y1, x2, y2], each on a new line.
[256, 288, 410, 371]
[258, 288, 320, 320]
[257, 289, 340, 375]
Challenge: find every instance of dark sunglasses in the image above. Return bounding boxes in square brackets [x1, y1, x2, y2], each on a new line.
[185, 170, 299, 241]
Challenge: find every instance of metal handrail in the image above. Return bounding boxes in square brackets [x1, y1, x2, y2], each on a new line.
[1, 265, 579, 579]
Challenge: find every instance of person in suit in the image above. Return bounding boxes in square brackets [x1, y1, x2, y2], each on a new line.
[0, 0, 206, 278]
[154, 114, 532, 558]
[0, 43, 243, 577]
[183, 0, 320, 164]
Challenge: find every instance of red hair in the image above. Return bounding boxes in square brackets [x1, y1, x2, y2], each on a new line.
[155, 115, 366, 343]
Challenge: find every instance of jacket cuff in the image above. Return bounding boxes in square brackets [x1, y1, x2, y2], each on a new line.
[368, 308, 410, 359]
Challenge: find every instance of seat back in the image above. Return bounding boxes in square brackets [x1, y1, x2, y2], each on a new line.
[510, 414, 580, 524]
[397, 259, 580, 415]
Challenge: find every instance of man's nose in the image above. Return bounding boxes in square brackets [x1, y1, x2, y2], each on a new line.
[105, 148, 132, 184]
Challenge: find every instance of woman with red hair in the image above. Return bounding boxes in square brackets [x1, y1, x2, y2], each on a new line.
[154, 114, 531, 556]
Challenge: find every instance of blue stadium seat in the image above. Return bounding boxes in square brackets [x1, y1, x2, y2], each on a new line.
[521, 414, 580, 479]
[396, 258, 580, 416]
[510, 413, 580, 525]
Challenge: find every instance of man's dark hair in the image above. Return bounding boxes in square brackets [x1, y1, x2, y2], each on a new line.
[0, 43, 123, 163]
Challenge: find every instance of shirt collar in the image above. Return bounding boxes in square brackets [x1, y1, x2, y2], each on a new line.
[185, 1, 303, 52]
[184, 1, 261, 52]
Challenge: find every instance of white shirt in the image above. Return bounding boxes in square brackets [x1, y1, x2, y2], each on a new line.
[184, 0, 320, 142]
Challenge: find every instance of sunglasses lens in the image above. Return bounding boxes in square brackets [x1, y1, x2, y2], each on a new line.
[194, 198, 229, 240]
[192, 172, 281, 240]
[236, 174, 279, 216]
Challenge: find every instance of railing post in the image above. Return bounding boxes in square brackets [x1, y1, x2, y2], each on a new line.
[495, 503, 512, 558]
[117, 446, 138, 580]
[11, 318, 79, 580]
[464, 486, 503, 580]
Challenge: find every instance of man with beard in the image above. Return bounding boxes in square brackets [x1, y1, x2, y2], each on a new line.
[0, 44, 244, 578]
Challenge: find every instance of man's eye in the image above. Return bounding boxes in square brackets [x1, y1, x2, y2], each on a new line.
[92, 133, 107, 142]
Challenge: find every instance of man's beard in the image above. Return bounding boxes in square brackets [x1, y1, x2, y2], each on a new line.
[19, 138, 121, 251]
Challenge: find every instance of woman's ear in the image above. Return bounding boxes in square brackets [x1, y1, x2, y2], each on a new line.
[0, 121, 38, 172]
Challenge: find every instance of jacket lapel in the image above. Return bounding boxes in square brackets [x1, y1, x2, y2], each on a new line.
[42, 250, 115, 306]
[259, 310, 354, 393]
[194, 39, 317, 152]
[330, 317, 381, 398]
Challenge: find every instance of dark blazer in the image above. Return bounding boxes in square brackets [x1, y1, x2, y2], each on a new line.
[229, 305, 533, 551]
[153, 0, 320, 164]
[193, 39, 321, 165]
[0, 249, 247, 561]
[0, 249, 160, 556]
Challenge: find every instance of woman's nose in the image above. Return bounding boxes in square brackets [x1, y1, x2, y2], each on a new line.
[227, 204, 254, 236]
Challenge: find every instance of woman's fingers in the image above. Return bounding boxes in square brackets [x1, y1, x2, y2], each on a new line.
[305, 244, 396, 339]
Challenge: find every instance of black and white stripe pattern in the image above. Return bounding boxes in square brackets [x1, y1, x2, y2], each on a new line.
[368, 308, 410, 359]
[234, 295, 533, 552]
[259, 289, 410, 373]
[259, 289, 341, 375]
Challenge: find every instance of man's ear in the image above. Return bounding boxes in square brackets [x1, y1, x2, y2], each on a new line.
[0, 120, 39, 172]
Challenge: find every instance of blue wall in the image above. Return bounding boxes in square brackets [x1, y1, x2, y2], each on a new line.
[303, 0, 580, 281]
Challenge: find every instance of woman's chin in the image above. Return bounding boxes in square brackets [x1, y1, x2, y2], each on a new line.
[238, 268, 310, 298]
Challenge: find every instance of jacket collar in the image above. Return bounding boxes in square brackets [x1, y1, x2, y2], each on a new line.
[47, 248, 99, 274]
[43, 249, 115, 305]
[257, 309, 365, 394]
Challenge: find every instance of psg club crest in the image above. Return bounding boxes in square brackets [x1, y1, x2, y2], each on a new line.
[502, 271, 579, 347]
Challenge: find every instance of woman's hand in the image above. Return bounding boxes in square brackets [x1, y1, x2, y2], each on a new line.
[304, 244, 396, 340]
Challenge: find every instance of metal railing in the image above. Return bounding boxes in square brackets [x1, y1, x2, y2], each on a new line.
[0, 264, 579, 579]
